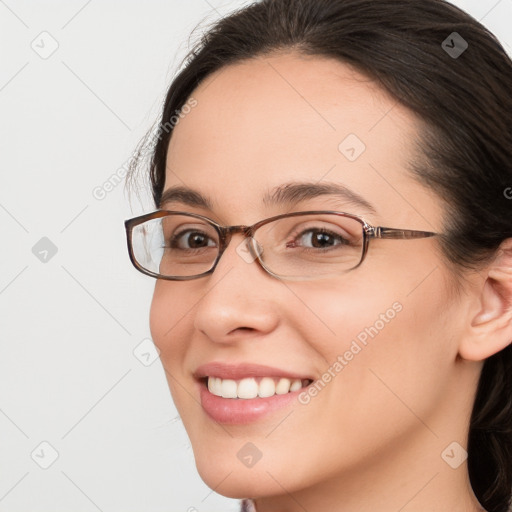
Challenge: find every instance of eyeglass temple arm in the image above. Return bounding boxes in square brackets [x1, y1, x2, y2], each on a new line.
[368, 227, 437, 239]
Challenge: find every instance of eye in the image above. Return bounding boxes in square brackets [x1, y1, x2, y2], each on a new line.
[169, 229, 217, 250]
[288, 228, 350, 249]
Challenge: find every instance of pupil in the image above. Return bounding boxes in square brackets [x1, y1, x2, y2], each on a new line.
[189, 233, 207, 248]
[313, 232, 332, 248]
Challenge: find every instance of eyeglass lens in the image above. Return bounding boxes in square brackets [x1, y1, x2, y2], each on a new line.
[130, 213, 365, 279]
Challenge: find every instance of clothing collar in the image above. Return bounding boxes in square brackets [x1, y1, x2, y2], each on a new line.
[240, 498, 257, 512]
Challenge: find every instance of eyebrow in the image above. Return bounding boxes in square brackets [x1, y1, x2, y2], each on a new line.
[159, 181, 376, 214]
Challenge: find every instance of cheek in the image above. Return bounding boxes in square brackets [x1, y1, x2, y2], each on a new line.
[149, 282, 196, 392]
[290, 267, 456, 440]
[149, 282, 204, 424]
[300, 247, 456, 372]
[149, 281, 192, 353]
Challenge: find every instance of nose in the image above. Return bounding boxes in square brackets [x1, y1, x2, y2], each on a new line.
[193, 236, 281, 344]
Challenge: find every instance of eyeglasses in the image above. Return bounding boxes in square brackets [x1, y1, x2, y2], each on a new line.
[124, 210, 438, 281]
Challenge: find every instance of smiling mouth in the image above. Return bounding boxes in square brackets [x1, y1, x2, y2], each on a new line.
[203, 376, 314, 399]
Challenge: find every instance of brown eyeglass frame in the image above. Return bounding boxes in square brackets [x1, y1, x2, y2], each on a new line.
[124, 210, 438, 281]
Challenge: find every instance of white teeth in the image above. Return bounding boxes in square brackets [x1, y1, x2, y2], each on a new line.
[206, 376, 306, 399]
[258, 377, 275, 398]
[212, 377, 222, 396]
[290, 379, 302, 392]
[221, 379, 237, 398]
[275, 378, 291, 395]
[237, 378, 259, 399]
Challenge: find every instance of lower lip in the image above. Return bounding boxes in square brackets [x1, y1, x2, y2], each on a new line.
[198, 381, 305, 425]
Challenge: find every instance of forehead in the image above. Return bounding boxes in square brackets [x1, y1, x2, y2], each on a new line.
[165, 52, 442, 229]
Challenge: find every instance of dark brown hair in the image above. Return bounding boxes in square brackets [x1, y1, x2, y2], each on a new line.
[129, 1, 512, 510]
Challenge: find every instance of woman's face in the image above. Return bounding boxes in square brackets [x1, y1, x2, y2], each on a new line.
[150, 53, 470, 498]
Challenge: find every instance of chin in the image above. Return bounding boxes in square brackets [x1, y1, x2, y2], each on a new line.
[194, 458, 282, 499]
[191, 437, 318, 501]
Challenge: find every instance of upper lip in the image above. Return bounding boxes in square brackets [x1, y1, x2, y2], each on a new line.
[193, 362, 313, 381]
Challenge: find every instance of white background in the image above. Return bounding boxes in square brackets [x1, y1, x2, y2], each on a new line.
[1, 1, 511, 511]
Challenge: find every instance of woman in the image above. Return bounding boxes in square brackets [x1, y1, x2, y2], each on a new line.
[125, 0, 512, 510]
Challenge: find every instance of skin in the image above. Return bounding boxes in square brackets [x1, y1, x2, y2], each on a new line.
[149, 52, 512, 512]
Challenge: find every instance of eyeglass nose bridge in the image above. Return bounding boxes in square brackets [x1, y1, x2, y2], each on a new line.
[215, 224, 262, 268]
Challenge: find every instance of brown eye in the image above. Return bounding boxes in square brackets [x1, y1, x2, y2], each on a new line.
[301, 229, 347, 248]
[170, 230, 216, 250]
[287, 228, 350, 250]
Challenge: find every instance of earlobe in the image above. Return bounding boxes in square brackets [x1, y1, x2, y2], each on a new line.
[459, 240, 512, 361]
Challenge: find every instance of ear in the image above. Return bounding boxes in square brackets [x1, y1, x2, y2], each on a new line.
[459, 239, 512, 361]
